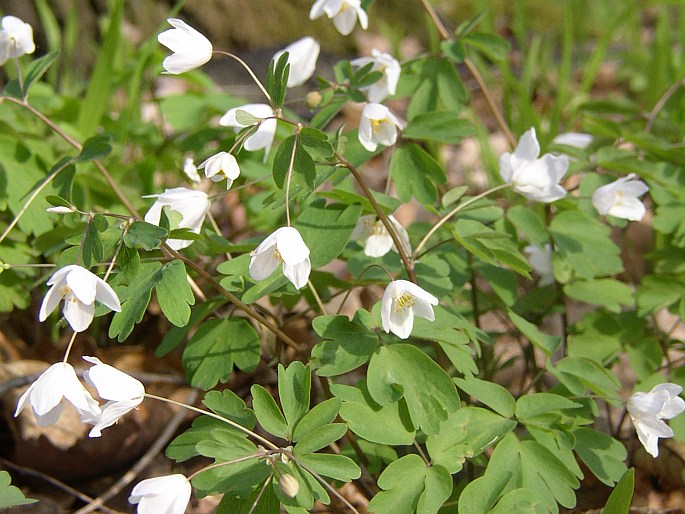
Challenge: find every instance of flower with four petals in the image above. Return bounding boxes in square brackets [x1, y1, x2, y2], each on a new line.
[358, 103, 404, 152]
[198, 151, 241, 189]
[249, 227, 311, 290]
[351, 214, 411, 257]
[591, 173, 649, 221]
[157, 18, 213, 74]
[381, 280, 439, 339]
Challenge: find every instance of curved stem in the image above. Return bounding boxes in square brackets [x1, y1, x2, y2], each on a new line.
[213, 50, 272, 105]
[418, 0, 516, 148]
[188, 451, 269, 481]
[413, 183, 510, 257]
[144, 392, 279, 450]
[308, 279, 327, 315]
[334, 150, 417, 283]
[285, 125, 302, 227]
[62, 331, 78, 363]
[645, 77, 685, 133]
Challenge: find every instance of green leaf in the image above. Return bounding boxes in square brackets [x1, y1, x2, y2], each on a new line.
[217, 483, 280, 514]
[635, 275, 685, 316]
[272, 135, 316, 190]
[45, 195, 72, 209]
[508, 310, 562, 356]
[77, 136, 113, 162]
[156, 298, 226, 356]
[333, 381, 415, 445]
[549, 210, 623, 280]
[182, 318, 260, 390]
[156, 260, 195, 327]
[311, 311, 378, 376]
[426, 407, 516, 474]
[202, 389, 256, 430]
[442, 185, 469, 208]
[82, 213, 108, 268]
[402, 111, 474, 144]
[278, 362, 311, 432]
[454, 376, 516, 418]
[251, 384, 289, 440]
[0, 470, 37, 508]
[295, 200, 361, 268]
[367, 344, 460, 435]
[293, 423, 347, 455]
[603, 468, 635, 514]
[475, 262, 518, 307]
[368, 455, 452, 514]
[548, 356, 621, 401]
[462, 32, 512, 61]
[507, 205, 549, 247]
[574, 428, 627, 487]
[390, 144, 445, 204]
[458, 472, 512, 514]
[235, 109, 260, 125]
[109, 262, 162, 342]
[293, 397, 342, 441]
[515, 393, 582, 423]
[490, 489, 549, 514]
[267, 51, 290, 108]
[124, 220, 169, 251]
[563, 279, 634, 313]
[295, 453, 361, 482]
[21, 49, 59, 98]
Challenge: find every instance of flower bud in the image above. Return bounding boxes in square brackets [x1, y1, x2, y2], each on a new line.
[279, 474, 299, 498]
[306, 91, 322, 109]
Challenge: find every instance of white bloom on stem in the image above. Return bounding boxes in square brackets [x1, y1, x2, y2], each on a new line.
[14, 362, 100, 427]
[157, 18, 213, 74]
[309, 0, 369, 36]
[0, 16, 35, 65]
[129, 474, 192, 514]
[82, 356, 145, 438]
[198, 151, 240, 189]
[46, 206, 75, 214]
[183, 157, 200, 183]
[627, 383, 685, 458]
[351, 214, 411, 257]
[552, 132, 593, 149]
[351, 49, 401, 102]
[499, 128, 569, 203]
[358, 103, 404, 152]
[382, 280, 439, 339]
[144, 187, 210, 250]
[524, 244, 554, 286]
[219, 103, 277, 158]
[249, 227, 311, 290]
[39, 265, 121, 333]
[591, 174, 649, 221]
[273, 37, 320, 87]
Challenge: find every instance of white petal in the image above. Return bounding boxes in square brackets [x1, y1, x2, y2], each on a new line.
[553, 132, 593, 149]
[388, 306, 413, 339]
[66, 266, 98, 306]
[400, 280, 439, 306]
[283, 258, 311, 290]
[333, 6, 359, 35]
[157, 19, 212, 74]
[129, 474, 191, 514]
[365, 232, 394, 257]
[309, 0, 331, 20]
[94, 278, 122, 312]
[63, 297, 95, 332]
[249, 246, 280, 281]
[83, 356, 145, 401]
[274, 37, 320, 87]
[412, 297, 437, 321]
[39, 285, 63, 322]
[513, 128, 540, 161]
[275, 227, 310, 265]
[351, 215, 374, 241]
[87, 398, 142, 437]
[608, 198, 646, 221]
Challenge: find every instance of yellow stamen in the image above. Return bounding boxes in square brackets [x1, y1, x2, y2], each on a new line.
[273, 248, 284, 262]
[371, 118, 387, 133]
[393, 292, 415, 312]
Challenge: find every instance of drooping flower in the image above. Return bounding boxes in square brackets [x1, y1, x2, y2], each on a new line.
[144, 187, 211, 251]
[381, 280, 439, 339]
[39, 265, 121, 333]
[129, 474, 192, 514]
[627, 383, 685, 458]
[309, 0, 369, 36]
[0, 16, 35, 65]
[198, 151, 240, 189]
[183, 157, 200, 183]
[273, 37, 320, 87]
[358, 103, 404, 152]
[351, 214, 411, 257]
[499, 128, 569, 203]
[524, 244, 554, 286]
[82, 356, 145, 438]
[157, 18, 213, 74]
[591, 174, 649, 221]
[249, 227, 311, 290]
[14, 362, 100, 427]
[219, 103, 277, 158]
[351, 49, 401, 102]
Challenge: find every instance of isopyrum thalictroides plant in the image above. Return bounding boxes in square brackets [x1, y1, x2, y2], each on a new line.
[1, 1, 685, 512]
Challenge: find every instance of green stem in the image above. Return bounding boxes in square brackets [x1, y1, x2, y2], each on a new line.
[213, 50, 272, 105]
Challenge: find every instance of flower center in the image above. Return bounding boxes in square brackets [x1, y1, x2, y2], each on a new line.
[371, 220, 387, 236]
[273, 248, 284, 262]
[371, 118, 388, 134]
[393, 292, 415, 312]
[58, 285, 73, 300]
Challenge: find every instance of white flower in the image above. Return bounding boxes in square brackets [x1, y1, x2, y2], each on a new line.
[524, 244, 554, 286]
[0, 16, 35, 65]
[591, 174, 649, 221]
[381, 280, 439, 339]
[499, 128, 569, 203]
[14, 362, 100, 427]
[183, 157, 200, 183]
[627, 383, 685, 458]
[46, 206, 75, 214]
[309, 0, 369, 36]
[351, 49, 401, 102]
[39, 265, 122, 333]
[82, 356, 145, 438]
[552, 132, 593, 149]
[198, 151, 240, 189]
[249, 227, 311, 290]
[129, 474, 192, 514]
[274, 37, 320, 87]
[351, 214, 411, 257]
[219, 103, 277, 158]
[144, 187, 210, 251]
[358, 103, 404, 152]
[158, 18, 213, 74]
